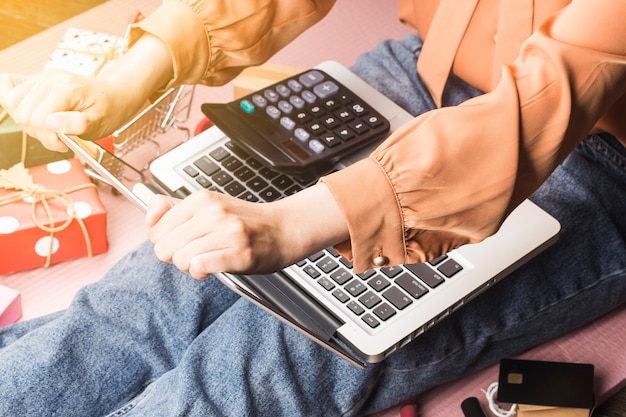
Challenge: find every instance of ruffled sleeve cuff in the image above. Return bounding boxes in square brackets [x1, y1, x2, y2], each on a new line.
[320, 157, 406, 272]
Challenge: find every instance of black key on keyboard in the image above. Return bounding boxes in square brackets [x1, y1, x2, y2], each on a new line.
[405, 263, 445, 288]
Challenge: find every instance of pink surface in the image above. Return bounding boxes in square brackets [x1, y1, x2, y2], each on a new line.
[371, 305, 626, 417]
[0, 285, 22, 327]
[0, 1, 623, 415]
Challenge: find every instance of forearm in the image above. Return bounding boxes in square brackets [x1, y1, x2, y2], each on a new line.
[98, 33, 174, 120]
[273, 183, 349, 266]
[127, 0, 336, 90]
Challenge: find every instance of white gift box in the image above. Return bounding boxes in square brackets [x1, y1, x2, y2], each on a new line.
[44, 27, 125, 77]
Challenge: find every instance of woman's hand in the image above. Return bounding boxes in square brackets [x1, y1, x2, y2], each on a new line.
[145, 184, 350, 279]
[0, 70, 140, 151]
[0, 32, 174, 150]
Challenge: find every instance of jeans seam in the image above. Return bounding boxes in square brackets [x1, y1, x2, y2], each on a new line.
[104, 382, 155, 417]
[587, 134, 626, 173]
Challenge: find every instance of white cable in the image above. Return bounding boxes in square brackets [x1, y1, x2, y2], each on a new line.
[482, 382, 517, 417]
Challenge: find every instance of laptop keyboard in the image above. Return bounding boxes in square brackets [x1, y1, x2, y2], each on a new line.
[180, 139, 465, 330]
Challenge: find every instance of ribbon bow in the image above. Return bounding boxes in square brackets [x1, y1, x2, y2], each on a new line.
[0, 162, 96, 267]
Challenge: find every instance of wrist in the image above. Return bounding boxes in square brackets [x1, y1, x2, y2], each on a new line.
[273, 183, 349, 263]
[99, 33, 174, 114]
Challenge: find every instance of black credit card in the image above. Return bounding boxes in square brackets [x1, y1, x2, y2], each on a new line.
[497, 358, 594, 409]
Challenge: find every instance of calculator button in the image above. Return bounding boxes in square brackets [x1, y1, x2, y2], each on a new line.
[349, 102, 368, 116]
[280, 117, 296, 131]
[319, 134, 341, 148]
[313, 81, 339, 99]
[294, 128, 310, 142]
[308, 105, 324, 117]
[266, 106, 281, 119]
[308, 139, 325, 154]
[275, 84, 291, 97]
[349, 120, 369, 134]
[335, 109, 354, 122]
[299, 70, 325, 87]
[322, 115, 341, 129]
[289, 95, 305, 109]
[239, 100, 255, 113]
[301, 90, 317, 103]
[278, 100, 293, 114]
[294, 111, 311, 123]
[251, 94, 267, 108]
[263, 89, 279, 102]
[307, 121, 324, 134]
[287, 79, 302, 93]
[365, 115, 384, 128]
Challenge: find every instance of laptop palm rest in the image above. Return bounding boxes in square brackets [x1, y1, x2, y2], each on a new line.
[233, 272, 366, 367]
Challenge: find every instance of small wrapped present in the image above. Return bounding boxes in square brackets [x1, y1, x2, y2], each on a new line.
[0, 285, 21, 327]
[0, 159, 108, 274]
[0, 109, 70, 170]
[44, 27, 125, 77]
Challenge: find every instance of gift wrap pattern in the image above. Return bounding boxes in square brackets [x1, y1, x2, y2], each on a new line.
[44, 27, 124, 77]
[0, 159, 108, 274]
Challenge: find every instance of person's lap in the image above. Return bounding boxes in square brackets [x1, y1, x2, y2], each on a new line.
[1, 34, 625, 416]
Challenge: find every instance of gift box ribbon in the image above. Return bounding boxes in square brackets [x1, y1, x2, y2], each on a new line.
[0, 162, 96, 267]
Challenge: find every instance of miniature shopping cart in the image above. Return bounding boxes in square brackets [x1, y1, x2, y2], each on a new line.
[82, 85, 195, 192]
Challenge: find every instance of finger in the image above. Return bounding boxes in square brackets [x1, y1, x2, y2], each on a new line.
[145, 194, 179, 227]
[45, 111, 89, 136]
[0, 73, 29, 110]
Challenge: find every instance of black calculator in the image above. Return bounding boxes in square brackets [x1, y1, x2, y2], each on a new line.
[201, 69, 390, 181]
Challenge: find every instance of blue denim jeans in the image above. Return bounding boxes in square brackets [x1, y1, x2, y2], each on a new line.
[1, 34, 625, 417]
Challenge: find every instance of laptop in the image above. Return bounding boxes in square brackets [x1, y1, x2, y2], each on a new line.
[59, 61, 561, 368]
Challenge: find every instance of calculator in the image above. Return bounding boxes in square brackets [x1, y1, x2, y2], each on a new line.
[201, 69, 391, 181]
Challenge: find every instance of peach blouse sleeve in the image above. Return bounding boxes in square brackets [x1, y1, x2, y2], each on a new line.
[126, 0, 335, 89]
[321, 0, 626, 272]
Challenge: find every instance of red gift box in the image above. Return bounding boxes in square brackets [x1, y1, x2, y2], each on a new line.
[0, 284, 21, 327]
[0, 158, 108, 274]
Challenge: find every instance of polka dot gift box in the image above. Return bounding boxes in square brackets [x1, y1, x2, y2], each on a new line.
[0, 159, 107, 274]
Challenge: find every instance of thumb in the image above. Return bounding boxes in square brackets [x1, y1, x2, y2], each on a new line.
[45, 111, 90, 136]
